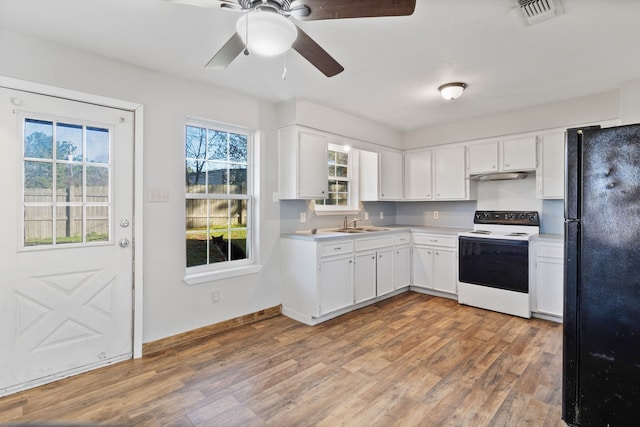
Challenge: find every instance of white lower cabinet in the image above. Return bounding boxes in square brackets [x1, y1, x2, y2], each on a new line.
[411, 233, 458, 296]
[354, 236, 395, 302]
[320, 255, 354, 315]
[531, 238, 564, 321]
[376, 248, 394, 296]
[281, 232, 409, 325]
[354, 252, 377, 303]
[394, 245, 411, 289]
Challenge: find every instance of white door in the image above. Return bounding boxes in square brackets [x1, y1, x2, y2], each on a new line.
[0, 87, 134, 396]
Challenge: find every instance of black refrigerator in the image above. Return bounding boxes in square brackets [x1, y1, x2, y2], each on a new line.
[563, 123, 640, 426]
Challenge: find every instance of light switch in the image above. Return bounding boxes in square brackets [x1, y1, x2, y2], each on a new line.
[148, 188, 169, 202]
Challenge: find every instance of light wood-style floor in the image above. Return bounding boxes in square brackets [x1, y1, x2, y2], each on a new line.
[0, 292, 565, 426]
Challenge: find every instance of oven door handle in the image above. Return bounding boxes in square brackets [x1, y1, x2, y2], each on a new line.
[458, 236, 529, 246]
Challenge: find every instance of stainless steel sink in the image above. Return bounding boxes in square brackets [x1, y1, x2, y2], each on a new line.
[320, 226, 391, 234]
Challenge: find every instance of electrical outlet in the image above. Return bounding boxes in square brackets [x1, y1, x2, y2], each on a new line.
[300, 212, 306, 223]
[272, 192, 279, 202]
[434, 211, 439, 219]
[380, 212, 384, 220]
[364, 211, 369, 220]
[211, 291, 220, 303]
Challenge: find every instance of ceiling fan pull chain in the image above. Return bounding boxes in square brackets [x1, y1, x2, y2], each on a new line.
[243, 12, 250, 56]
[282, 51, 287, 81]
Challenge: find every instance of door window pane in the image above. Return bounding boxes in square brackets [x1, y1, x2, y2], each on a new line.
[86, 126, 109, 164]
[86, 166, 109, 200]
[22, 117, 111, 247]
[56, 164, 83, 202]
[24, 119, 53, 159]
[24, 206, 53, 246]
[56, 123, 83, 161]
[86, 206, 109, 242]
[24, 161, 53, 203]
[56, 206, 83, 244]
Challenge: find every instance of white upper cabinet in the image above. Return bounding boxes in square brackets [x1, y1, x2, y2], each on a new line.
[278, 126, 328, 199]
[404, 150, 433, 200]
[536, 131, 565, 199]
[379, 150, 403, 200]
[467, 135, 537, 176]
[359, 150, 378, 201]
[360, 149, 403, 201]
[468, 141, 499, 175]
[434, 145, 472, 200]
[501, 135, 537, 171]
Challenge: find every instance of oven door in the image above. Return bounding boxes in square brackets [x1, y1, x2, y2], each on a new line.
[458, 236, 529, 293]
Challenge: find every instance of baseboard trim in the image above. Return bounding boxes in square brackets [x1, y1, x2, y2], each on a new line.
[142, 305, 282, 356]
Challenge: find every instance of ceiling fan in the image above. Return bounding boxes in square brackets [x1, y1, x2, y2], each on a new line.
[167, 0, 416, 77]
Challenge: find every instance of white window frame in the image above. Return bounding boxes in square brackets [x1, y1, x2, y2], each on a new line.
[312, 144, 361, 215]
[184, 119, 261, 285]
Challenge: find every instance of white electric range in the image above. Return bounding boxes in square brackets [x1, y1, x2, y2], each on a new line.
[457, 210, 540, 318]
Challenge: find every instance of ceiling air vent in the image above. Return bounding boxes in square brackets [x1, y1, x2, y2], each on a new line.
[514, 0, 563, 26]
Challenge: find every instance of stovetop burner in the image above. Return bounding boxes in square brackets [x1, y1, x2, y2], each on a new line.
[459, 210, 541, 241]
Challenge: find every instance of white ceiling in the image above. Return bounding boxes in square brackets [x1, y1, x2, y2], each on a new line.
[1, 0, 640, 131]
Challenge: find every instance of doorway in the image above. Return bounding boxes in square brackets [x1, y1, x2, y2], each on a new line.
[0, 85, 140, 396]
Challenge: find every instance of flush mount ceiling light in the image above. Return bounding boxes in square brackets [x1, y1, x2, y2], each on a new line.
[438, 82, 467, 100]
[236, 11, 297, 57]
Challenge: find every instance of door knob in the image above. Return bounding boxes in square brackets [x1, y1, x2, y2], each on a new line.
[119, 238, 130, 248]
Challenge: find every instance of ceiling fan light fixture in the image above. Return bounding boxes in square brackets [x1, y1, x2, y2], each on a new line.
[236, 12, 297, 57]
[438, 82, 467, 100]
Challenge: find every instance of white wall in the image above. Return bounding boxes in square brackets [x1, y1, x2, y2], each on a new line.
[620, 80, 640, 125]
[277, 98, 403, 149]
[0, 29, 282, 343]
[403, 91, 620, 149]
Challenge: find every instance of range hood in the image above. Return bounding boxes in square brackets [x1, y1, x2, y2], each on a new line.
[468, 171, 531, 181]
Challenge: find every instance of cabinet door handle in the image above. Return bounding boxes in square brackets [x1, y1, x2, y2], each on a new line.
[435, 251, 440, 255]
[334, 247, 342, 250]
[372, 256, 376, 259]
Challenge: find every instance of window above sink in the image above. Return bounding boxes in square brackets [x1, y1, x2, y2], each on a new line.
[313, 143, 362, 215]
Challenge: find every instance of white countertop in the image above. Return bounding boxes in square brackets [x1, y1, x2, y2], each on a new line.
[532, 233, 564, 243]
[281, 225, 469, 241]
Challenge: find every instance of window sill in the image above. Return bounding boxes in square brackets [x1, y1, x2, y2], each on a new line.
[184, 264, 263, 285]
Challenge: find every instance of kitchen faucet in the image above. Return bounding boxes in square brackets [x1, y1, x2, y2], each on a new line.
[344, 216, 362, 229]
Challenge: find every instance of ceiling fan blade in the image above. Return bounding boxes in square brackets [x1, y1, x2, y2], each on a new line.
[164, 0, 238, 10]
[294, 0, 416, 21]
[292, 26, 344, 77]
[205, 32, 245, 69]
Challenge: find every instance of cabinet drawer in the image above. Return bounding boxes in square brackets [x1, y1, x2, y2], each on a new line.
[394, 233, 411, 245]
[412, 234, 456, 247]
[355, 236, 394, 252]
[321, 240, 354, 256]
[537, 243, 563, 258]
